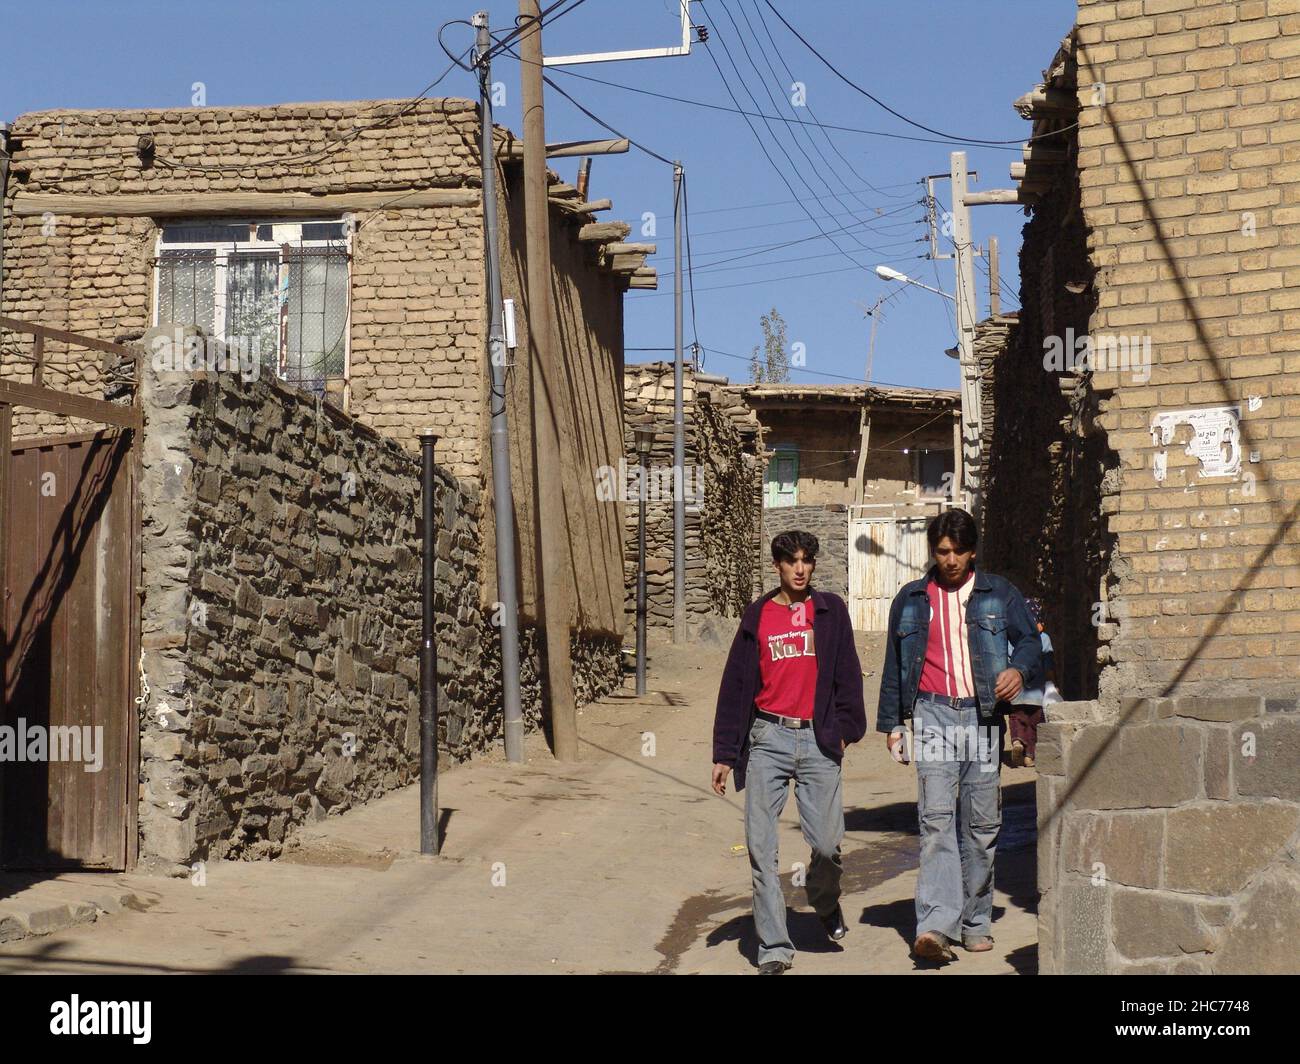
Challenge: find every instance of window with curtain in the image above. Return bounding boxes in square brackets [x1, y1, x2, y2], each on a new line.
[153, 220, 350, 396]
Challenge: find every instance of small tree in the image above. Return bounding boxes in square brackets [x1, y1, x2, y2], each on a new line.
[749, 307, 790, 383]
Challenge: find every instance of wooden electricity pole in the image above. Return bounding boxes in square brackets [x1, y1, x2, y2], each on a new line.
[518, 0, 578, 761]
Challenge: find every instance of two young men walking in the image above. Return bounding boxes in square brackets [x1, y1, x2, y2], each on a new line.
[711, 510, 1040, 972]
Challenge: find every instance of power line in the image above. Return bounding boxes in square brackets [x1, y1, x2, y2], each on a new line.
[697, 4, 874, 278]
[686, 344, 958, 392]
[712, 0, 888, 259]
[742, 0, 901, 210]
[692, 183, 919, 215]
[517, 49, 1030, 152]
[647, 201, 923, 268]
[628, 255, 926, 297]
[762, 0, 1078, 147]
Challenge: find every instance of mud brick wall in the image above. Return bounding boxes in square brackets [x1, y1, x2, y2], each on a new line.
[1037, 695, 1300, 974]
[1068, 0, 1300, 704]
[1, 99, 486, 476]
[760, 505, 850, 603]
[622, 363, 764, 632]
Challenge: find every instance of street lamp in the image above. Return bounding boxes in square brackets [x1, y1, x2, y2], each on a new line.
[633, 425, 655, 696]
[874, 264, 956, 302]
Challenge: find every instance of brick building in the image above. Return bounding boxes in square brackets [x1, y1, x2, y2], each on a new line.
[740, 382, 961, 626]
[0, 98, 650, 869]
[981, 4, 1300, 973]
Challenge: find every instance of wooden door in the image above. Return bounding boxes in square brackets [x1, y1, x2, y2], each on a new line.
[1, 430, 134, 869]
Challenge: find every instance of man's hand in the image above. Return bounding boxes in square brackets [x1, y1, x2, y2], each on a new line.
[886, 729, 908, 763]
[994, 667, 1024, 701]
[711, 763, 733, 796]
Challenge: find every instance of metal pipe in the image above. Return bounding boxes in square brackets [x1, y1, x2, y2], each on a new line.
[420, 430, 440, 855]
[636, 452, 648, 696]
[474, 12, 525, 763]
[672, 162, 685, 643]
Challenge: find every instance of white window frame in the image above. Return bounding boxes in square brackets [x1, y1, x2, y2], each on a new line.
[151, 217, 354, 408]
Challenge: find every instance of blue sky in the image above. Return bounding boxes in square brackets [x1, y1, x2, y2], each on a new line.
[1, 0, 1075, 391]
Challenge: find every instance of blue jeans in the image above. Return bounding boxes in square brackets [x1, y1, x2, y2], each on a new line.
[912, 693, 1002, 942]
[744, 715, 844, 966]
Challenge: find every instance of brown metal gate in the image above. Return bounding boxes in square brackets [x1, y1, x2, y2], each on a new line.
[0, 317, 141, 871]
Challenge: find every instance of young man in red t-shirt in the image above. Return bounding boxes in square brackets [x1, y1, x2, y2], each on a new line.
[710, 531, 868, 974]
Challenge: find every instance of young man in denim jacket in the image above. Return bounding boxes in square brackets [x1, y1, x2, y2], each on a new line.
[876, 509, 1040, 964]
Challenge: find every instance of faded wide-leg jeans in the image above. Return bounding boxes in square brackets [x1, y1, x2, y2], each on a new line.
[744, 715, 844, 967]
[912, 692, 1003, 944]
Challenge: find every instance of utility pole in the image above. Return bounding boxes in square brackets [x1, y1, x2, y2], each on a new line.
[949, 150, 982, 520]
[989, 236, 1001, 318]
[474, 12, 524, 763]
[672, 162, 685, 643]
[519, 0, 579, 760]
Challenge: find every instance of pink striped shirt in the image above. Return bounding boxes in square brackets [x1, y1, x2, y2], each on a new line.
[917, 570, 976, 698]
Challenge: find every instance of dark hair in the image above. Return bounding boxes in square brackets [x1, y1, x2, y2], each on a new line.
[926, 508, 978, 552]
[771, 530, 819, 565]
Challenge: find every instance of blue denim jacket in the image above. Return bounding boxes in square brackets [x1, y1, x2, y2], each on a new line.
[875, 565, 1042, 732]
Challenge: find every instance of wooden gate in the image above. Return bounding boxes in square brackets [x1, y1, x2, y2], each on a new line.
[0, 317, 141, 870]
[848, 504, 953, 630]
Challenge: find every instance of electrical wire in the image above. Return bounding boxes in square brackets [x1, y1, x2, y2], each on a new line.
[696, 4, 874, 278]
[762, 0, 1078, 147]
[712, 0, 889, 258]
[741, 0, 905, 209]
[512, 49, 1031, 151]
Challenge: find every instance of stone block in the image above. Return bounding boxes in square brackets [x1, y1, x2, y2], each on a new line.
[1213, 871, 1300, 974]
[1165, 803, 1299, 895]
[1061, 809, 1164, 889]
[1057, 874, 1110, 974]
[1067, 722, 1202, 809]
[1171, 695, 1267, 721]
[1111, 889, 1217, 960]
[1204, 726, 1232, 799]
[1234, 715, 1300, 801]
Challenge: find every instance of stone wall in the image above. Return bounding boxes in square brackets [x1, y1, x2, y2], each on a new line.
[760, 504, 850, 602]
[137, 327, 620, 872]
[622, 362, 764, 631]
[1037, 695, 1300, 974]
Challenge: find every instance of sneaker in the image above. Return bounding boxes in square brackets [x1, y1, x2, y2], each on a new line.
[1009, 739, 1025, 768]
[1023, 752, 1036, 769]
[961, 934, 995, 952]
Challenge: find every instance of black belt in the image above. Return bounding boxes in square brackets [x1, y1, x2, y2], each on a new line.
[916, 690, 979, 709]
[755, 709, 813, 729]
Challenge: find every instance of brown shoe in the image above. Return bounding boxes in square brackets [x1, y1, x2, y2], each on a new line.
[1023, 753, 1035, 769]
[912, 931, 956, 963]
[1009, 740, 1025, 768]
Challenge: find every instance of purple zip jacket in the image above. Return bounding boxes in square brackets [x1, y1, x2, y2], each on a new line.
[711, 586, 867, 791]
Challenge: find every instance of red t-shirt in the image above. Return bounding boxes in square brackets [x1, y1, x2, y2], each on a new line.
[754, 598, 818, 720]
[917, 569, 977, 698]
